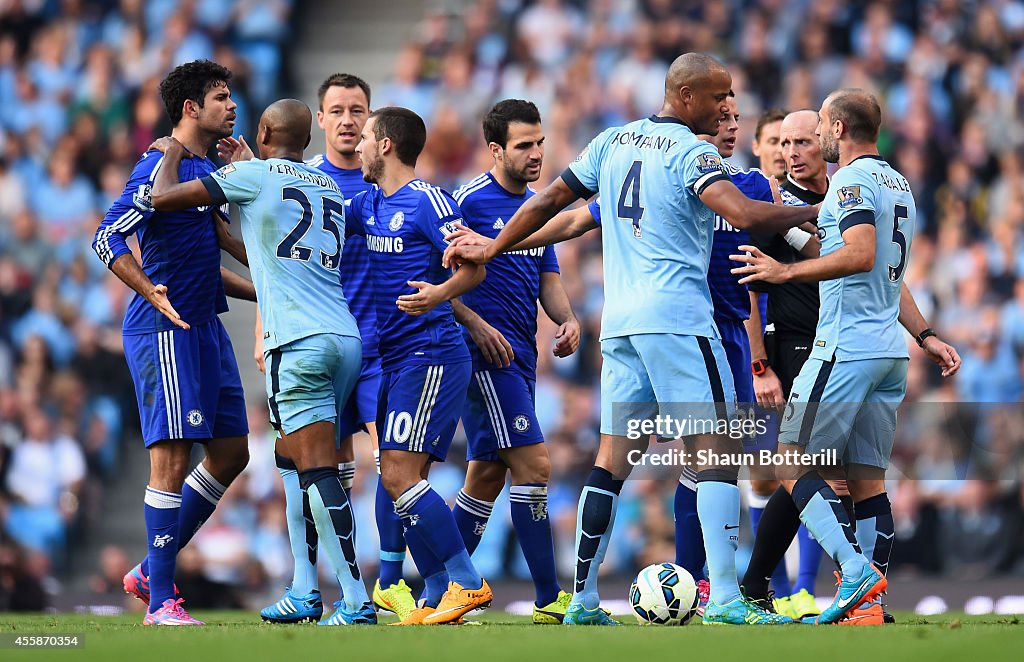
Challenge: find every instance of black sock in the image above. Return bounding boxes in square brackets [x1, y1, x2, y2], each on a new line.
[840, 494, 856, 534]
[742, 486, 800, 600]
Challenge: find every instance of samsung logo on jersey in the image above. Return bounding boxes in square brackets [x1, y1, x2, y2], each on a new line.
[506, 248, 546, 257]
[366, 234, 404, 253]
[610, 131, 677, 152]
[714, 215, 740, 233]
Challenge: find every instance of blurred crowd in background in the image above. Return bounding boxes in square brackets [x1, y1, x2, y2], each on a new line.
[2, 0, 1024, 612]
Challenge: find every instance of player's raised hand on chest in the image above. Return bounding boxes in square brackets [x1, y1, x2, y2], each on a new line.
[149, 136, 186, 155]
[217, 135, 254, 163]
[397, 280, 444, 316]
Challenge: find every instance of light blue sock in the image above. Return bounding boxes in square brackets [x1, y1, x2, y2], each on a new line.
[301, 467, 369, 611]
[276, 453, 318, 595]
[573, 467, 622, 610]
[696, 479, 742, 604]
[791, 475, 865, 579]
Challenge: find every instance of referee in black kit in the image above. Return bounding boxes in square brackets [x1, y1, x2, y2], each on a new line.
[740, 108, 848, 620]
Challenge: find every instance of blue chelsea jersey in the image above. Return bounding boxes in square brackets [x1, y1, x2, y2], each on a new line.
[708, 163, 774, 322]
[453, 172, 560, 378]
[306, 153, 378, 360]
[346, 179, 470, 372]
[93, 150, 227, 335]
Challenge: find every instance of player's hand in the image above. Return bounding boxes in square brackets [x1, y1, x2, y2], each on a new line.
[217, 135, 254, 163]
[754, 367, 785, 410]
[442, 243, 492, 269]
[553, 317, 581, 357]
[149, 136, 186, 155]
[254, 343, 265, 374]
[397, 280, 445, 316]
[467, 320, 514, 368]
[921, 336, 961, 378]
[445, 224, 492, 248]
[146, 283, 190, 330]
[768, 177, 783, 204]
[730, 245, 790, 284]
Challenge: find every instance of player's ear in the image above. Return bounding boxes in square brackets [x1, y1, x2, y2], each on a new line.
[488, 141, 502, 162]
[304, 132, 311, 149]
[316, 110, 325, 130]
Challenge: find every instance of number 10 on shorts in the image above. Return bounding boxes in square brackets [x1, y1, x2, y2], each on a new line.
[384, 410, 414, 446]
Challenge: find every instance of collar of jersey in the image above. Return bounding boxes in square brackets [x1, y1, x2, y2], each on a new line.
[647, 114, 690, 127]
[485, 171, 530, 199]
[848, 154, 886, 165]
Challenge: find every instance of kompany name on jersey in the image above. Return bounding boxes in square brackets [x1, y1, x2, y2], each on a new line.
[607, 130, 679, 153]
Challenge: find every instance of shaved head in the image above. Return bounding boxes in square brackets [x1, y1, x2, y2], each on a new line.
[259, 98, 313, 151]
[824, 89, 881, 143]
[665, 52, 730, 96]
[781, 109, 818, 134]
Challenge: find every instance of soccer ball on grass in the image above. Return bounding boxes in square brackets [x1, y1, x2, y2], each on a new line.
[628, 562, 698, 625]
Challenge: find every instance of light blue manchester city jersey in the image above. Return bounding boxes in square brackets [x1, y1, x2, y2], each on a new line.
[563, 115, 730, 340]
[812, 155, 915, 362]
[202, 158, 360, 351]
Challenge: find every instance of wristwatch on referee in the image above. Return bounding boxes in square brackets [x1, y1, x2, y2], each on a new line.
[914, 328, 937, 347]
[751, 359, 769, 376]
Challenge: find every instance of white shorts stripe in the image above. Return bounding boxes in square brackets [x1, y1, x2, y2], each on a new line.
[414, 366, 444, 452]
[480, 372, 510, 448]
[410, 366, 441, 453]
[157, 332, 175, 438]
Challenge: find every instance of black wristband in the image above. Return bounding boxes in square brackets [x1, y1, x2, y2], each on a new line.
[915, 328, 937, 347]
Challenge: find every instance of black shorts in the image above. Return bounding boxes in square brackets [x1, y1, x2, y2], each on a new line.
[765, 331, 813, 398]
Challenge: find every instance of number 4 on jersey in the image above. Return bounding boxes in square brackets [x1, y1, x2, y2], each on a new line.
[617, 160, 645, 237]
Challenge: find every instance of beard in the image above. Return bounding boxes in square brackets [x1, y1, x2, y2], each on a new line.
[504, 160, 540, 185]
[362, 153, 384, 183]
[820, 135, 840, 163]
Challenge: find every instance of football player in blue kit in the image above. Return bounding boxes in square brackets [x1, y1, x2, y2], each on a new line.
[92, 60, 253, 626]
[346, 107, 492, 625]
[449, 100, 581, 624]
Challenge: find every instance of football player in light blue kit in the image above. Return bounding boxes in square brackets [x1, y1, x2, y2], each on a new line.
[449, 100, 581, 624]
[732, 89, 961, 624]
[446, 53, 818, 625]
[147, 99, 375, 626]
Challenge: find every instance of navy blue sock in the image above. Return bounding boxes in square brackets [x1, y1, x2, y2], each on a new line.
[855, 493, 893, 576]
[376, 476, 406, 587]
[395, 481, 481, 589]
[573, 466, 623, 610]
[791, 473, 864, 577]
[453, 489, 495, 556]
[510, 484, 560, 607]
[141, 464, 224, 578]
[794, 524, 823, 594]
[143, 487, 181, 613]
[673, 473, 705, 580]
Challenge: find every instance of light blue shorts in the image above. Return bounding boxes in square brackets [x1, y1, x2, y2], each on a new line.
[600, 333, 736, 437]
[779, 356, 908, 468]
[265, 333, 362, 438]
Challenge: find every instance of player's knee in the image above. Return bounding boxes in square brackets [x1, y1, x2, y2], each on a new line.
[508, 450, 550, 486]
[465, 462, 507, 501]
[207, 438, 250, 482]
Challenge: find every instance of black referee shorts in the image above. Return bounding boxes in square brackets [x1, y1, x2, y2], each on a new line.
[765, 331, 814, 398]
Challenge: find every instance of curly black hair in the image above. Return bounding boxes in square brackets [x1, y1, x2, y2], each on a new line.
[158, 60, 232, 126]
[483, 99, 541, 148]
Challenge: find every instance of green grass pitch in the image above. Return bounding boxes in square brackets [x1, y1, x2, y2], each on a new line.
[1, 612, 1020, 661]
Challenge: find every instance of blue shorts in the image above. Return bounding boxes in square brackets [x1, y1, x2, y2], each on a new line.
[265, 333, 362, 437]
[338, 355, 383, 439]
[716, 315, 754, 405]
[600, 333, 736, 437]
[779, 357, 908, 469]
[377, 361, 472, 462]
[123, 318, 247, 447]
[464, 369, 545, 462]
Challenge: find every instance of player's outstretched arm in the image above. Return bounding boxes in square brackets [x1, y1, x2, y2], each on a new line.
[700, 178, 818, 234]
[108, 253, 189, 330]
[442, 206, 597, 267]
[148, 137, 216, 211]
[446, 178, 580, 266]
[220, 266, 256, 301]
[397, 262, 486, 316]
[730, 224, 876, 285]
[538, 272, 580, 358]
[451, 299, 514, 368]
[898, 283, 961, 377]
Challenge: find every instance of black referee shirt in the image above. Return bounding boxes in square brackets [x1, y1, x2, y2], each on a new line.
[748, 175, 826, 338]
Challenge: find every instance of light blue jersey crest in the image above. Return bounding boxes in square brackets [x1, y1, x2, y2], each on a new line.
[812, 155, 915, 361]
[203, 158, 360, 351]
[562, 115, 730, 340]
